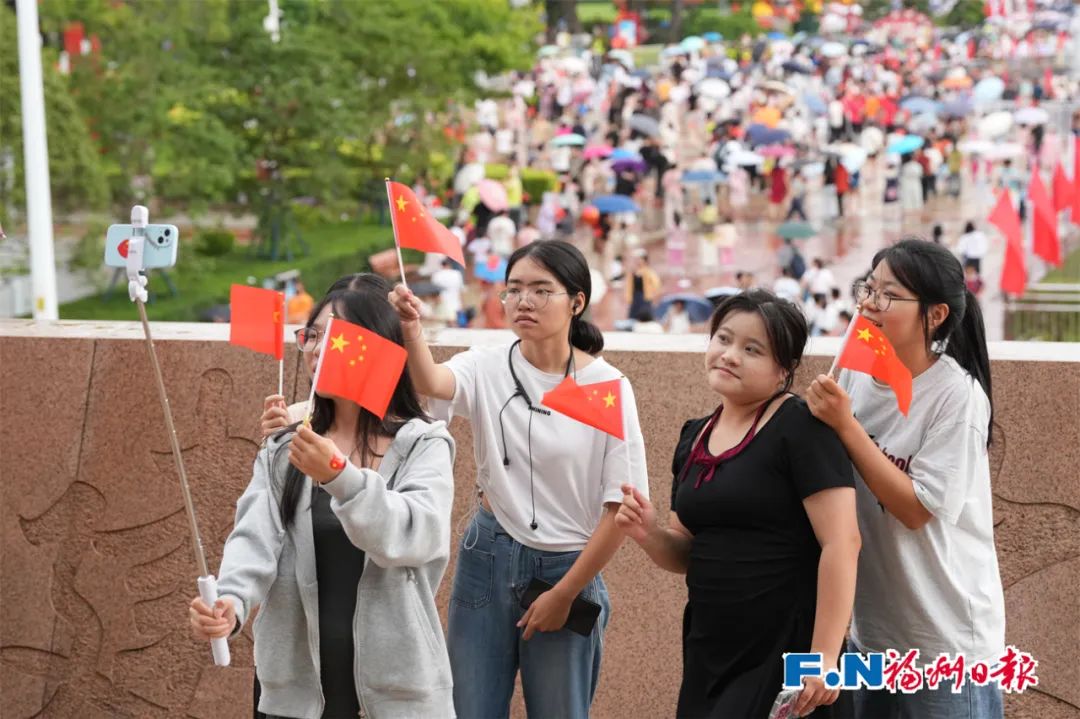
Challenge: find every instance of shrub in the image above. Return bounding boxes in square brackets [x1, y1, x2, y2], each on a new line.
[195, 229, 235, 257]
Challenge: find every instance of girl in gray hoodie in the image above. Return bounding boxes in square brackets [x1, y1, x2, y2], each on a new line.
[190, 275, 456, 719]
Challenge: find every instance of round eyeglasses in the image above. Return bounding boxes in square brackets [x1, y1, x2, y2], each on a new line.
[498, 287, 568, 309]
[294, 326, 322, 352]
[852, 281, 921, 312]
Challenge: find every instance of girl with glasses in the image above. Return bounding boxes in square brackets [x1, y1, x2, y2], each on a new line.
[807, 239, 1005, 719]
[615, 290, 859, 719]
[199, 273, 457, 718]
[388, 240, 649, 719]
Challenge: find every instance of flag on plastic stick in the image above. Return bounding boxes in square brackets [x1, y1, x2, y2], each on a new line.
[229, 284, 284, 360]
[310, 317, 407, 419]
[541, 377, 625, 440]
[833, 315, 912, 416]
[987, 190, 1026, 296]
[386, 180, 465, 267]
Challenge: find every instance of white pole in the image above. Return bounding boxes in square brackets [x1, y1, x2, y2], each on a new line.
[16, 0, 58, 320]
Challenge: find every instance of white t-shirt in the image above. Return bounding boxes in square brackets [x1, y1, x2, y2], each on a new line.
[773, 276, 802, 303]
[487, 215, 517, 257]
[809, 267, 836, 296]
[841, 355, 1005, 662]
[430, 267, 464, 315]
[956, 231, 989, 260]
[431, 344, 649, 551]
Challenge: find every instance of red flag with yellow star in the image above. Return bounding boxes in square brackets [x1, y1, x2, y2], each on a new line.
[835, 315, 912, 416]
[541, 377, 625, 440]
[387, 180, 465, 267]
[313, 317, 407, 419]
[229, 284, 284, 359]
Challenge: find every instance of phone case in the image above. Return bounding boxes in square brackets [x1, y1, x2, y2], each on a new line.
[520, 577, 602, 637]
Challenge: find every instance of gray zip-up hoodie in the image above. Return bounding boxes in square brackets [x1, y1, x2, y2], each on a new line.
[216, 418, 456, 719]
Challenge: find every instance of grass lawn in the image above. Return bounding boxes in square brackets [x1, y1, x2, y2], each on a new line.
[60, 222, 397, 322]
[1040, 243, 1080, 284]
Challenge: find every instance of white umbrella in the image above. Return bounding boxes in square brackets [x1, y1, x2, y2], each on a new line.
[821, 41, 847, 58]
[909, 112, 939, 134]
[1014, 107, 1049, 126]
[559, 56, 588, 75]
[860, 126, 885, 153]
[957, 139, 994, 155]
[798, 161, 825, 177]
[978, 111, 1013, 139]
[453, 162, 485, 194]
[696, 78, 731, 99]
[760, 79, 794, 95]
[985, 143, 1025, 161]
[729, 150, 764, 166]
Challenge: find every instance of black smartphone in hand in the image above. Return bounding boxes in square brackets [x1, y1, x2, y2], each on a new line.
[520, 577, 602, 637]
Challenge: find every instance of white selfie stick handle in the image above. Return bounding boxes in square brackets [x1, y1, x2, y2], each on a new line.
[197, 575, 231, 666]
[126, 205, 149, 302]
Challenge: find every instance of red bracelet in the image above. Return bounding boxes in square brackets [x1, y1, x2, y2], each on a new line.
[329, 453, 346, 471]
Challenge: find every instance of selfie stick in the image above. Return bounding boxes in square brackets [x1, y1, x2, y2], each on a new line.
[125, 205, 230, 666]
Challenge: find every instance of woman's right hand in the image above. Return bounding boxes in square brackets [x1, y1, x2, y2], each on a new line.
[189, 596, 236, 640]
[260, 394, 289, 438]
[388, 284, 424, 336]
[614, 484, 658, 544]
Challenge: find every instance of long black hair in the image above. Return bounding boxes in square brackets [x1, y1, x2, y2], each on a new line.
[871, 238, 993, 443]
[708, 289, 808, 395]
[505, 240, 604, 355]
[273, 273, 429, 527]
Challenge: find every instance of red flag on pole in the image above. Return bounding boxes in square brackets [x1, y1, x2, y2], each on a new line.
[988, 190, 1026, 296]
[541, 377, 625, 440]
[229, 285, 284, 359]
[1027, 168, 1061, 266]
[1052, 163, 1073, 214]
[834, 315, 912, 416]
[386, 181, 465, 267]
[312, 317, 407, 419]
[1073, 137, 1080, 225]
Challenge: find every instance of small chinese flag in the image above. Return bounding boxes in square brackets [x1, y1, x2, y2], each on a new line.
[541, 377, 625, 440]
[988, 190, 1026, 296]
[229, 284, 284, 360]
[835, 315, 913, 416]
[313, 317, 407, 419]
[1027, 168, 1061, 267]
[387, 181, 465, 267]
[1052, 162, 1073, 214]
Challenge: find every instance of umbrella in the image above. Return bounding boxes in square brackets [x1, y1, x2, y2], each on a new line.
[550, 133, 586, 147]
[745, 124, 791, 146]
[752, 107, 783, 128]
[476, 179, 509, 212]
[608, 49, 634, 68]
[957, 139, 994, 155]
[978, 111, 1013, 139]
[908, 112, 939, 134]
[681, 169, 727, 184]
[899, 97, 939, 115]
[474, 255, 507, 283]
[886, 135, 925, 155]
[767, 31, 786, 40]
[703, 31, 723, 43]
[610, 148, 642, 161]
[860, 126, 885, 153]
[559, 56, 588, 75]
[408, 281, 442, 298]
[681, 36, 706, 52]
[761, 80, 794, 95]
[802, 92, 827, 115]
[656, 294, 714, 323]
[583, 144, 614, 160]
[759, 144, 796, 158]
[798, 161, 825, 177]
[984, 142, 1024, 161]
[612, 158, 648, 173]
[696, 78, 731, 99]
[783, 59, 815, 75]
[820, 41, 847, 58]
[589, 194, 641, 214]
[629, 114, 661, 137]
[453, 162, 485, 194]
[728, 150, 764, 166]
[973, 77, 1005, 103]
[538, 45, 559, 58]
[776, 221, 817, 239]
[940, 99, 973, 118]
[662, 46, 687, 58]
[1014, 107, 1049, 126]
[704, 286, 740, 303]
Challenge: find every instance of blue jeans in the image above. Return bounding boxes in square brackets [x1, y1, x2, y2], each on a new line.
[447, 504, 611, 719]
[848, 641, 1004, 719]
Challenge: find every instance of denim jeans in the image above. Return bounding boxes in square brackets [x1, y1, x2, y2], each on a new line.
[447, 504, 611, 719]
[848, 641, 1004, 719]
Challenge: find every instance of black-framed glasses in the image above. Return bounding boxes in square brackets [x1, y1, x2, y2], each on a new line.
[498, 287, 568, 309]
[852, 281, 921, 312]
[295, 326, 321, 352]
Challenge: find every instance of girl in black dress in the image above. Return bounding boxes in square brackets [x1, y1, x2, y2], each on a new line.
[615, 290, 861, 718]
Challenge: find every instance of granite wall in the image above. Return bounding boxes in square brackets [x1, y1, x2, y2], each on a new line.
[1, 322, 1077, 718]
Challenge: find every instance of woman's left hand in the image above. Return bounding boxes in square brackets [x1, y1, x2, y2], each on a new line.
[793, 672, 841, 718]
[289, 425, 347, 484]
[517, 586, 574, 640]
[806, 374, 853, 434]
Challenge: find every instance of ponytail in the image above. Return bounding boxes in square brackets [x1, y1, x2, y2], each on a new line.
[943, 289, 994, 445]
[570, 314, 604, 355]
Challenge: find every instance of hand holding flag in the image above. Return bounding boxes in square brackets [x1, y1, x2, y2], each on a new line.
[831, 314, 912, 416]
[386, 180, 466, 268]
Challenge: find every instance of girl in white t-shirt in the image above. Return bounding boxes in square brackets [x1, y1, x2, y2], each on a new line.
[807, 239, 1005, 719]
[388, 240, 649, 719]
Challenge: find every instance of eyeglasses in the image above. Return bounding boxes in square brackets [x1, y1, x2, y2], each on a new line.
[498, 287, 568, 309]
[852, 281, 921, 312]
[295, 326, 322, 352]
